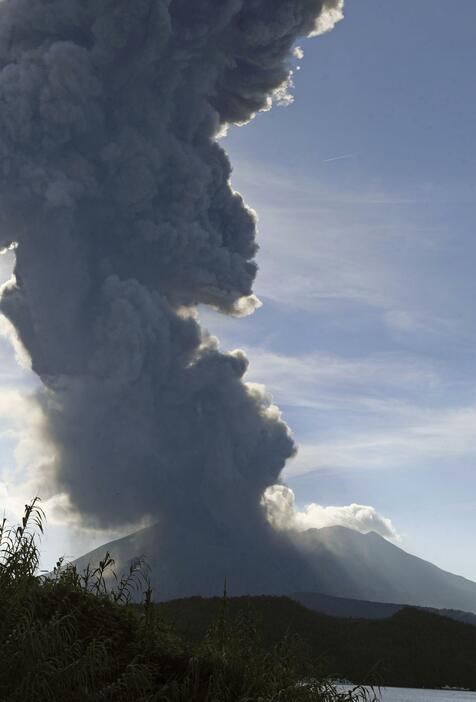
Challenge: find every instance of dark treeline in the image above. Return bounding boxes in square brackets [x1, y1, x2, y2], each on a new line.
[157, 595, 476, 691]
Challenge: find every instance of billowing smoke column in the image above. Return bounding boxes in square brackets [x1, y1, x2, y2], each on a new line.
[0, 0, 343, 582]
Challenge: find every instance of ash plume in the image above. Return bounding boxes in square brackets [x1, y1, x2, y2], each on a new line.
[0, 0, 343, 589]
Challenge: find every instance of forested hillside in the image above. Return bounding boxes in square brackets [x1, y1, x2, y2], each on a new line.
[158, 595, 476, 690]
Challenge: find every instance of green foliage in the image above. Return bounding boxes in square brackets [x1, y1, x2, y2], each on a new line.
[0, 501, 372, 702]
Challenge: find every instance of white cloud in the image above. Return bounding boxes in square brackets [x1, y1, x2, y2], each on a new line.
[0, 385, 56, 513]
[0, 314, 32, 370]
[311, 0, 344, 37]
[0, 387, 41, 430]
[262, 484, 399, 540]
[0, 252, 33, 369]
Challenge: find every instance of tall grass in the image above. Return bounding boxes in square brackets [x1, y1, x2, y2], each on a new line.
[0, 500, 378, 702]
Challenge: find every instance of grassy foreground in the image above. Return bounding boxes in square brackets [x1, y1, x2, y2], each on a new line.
[0, 501, 375, 702]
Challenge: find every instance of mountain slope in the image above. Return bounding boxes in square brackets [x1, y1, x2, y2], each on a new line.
[75, 522, 476, 612]
[74, 515, 317, 601]
[294, 526, 476, 613]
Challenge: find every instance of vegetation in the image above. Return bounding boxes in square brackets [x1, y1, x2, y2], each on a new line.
[158, 595, 476, 691]
[0, 500, 375, 701]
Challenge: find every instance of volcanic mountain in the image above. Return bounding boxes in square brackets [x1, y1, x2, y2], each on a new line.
[75, 523, 476, 612]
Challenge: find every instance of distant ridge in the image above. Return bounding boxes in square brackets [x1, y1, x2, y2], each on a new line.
[290, 591, 476, 626]
[157, 595, 476, 690]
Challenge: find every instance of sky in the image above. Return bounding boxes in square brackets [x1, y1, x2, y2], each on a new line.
[1, 0, 476, 579]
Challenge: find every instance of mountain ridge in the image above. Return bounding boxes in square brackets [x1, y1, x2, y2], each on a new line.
[293, 525, 476, 613]
[290, 590, 476, 626]
[74, 521, 476, 612]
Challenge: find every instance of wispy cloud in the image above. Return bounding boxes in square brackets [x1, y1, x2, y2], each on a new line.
[323, 153, 357, 163]
[202, 157, 476, 491]
[243, 346, 441, 411]
[239, 345, 476, 478]
[229, 158, 463, 344]
[287, 404, 476, 477]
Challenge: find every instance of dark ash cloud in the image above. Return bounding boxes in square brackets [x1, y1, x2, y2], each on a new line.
[0, 0, 343, 591]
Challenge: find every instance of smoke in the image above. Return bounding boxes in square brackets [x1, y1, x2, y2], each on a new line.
[0, 0, 343, 557]
[263, 485, 399, 541]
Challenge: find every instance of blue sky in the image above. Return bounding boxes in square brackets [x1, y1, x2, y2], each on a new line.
[2, 0, 476, 578]
[206, 0, 476, 579]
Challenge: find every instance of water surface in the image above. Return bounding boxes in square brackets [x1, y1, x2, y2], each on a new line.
[340, 687, 476, 702]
